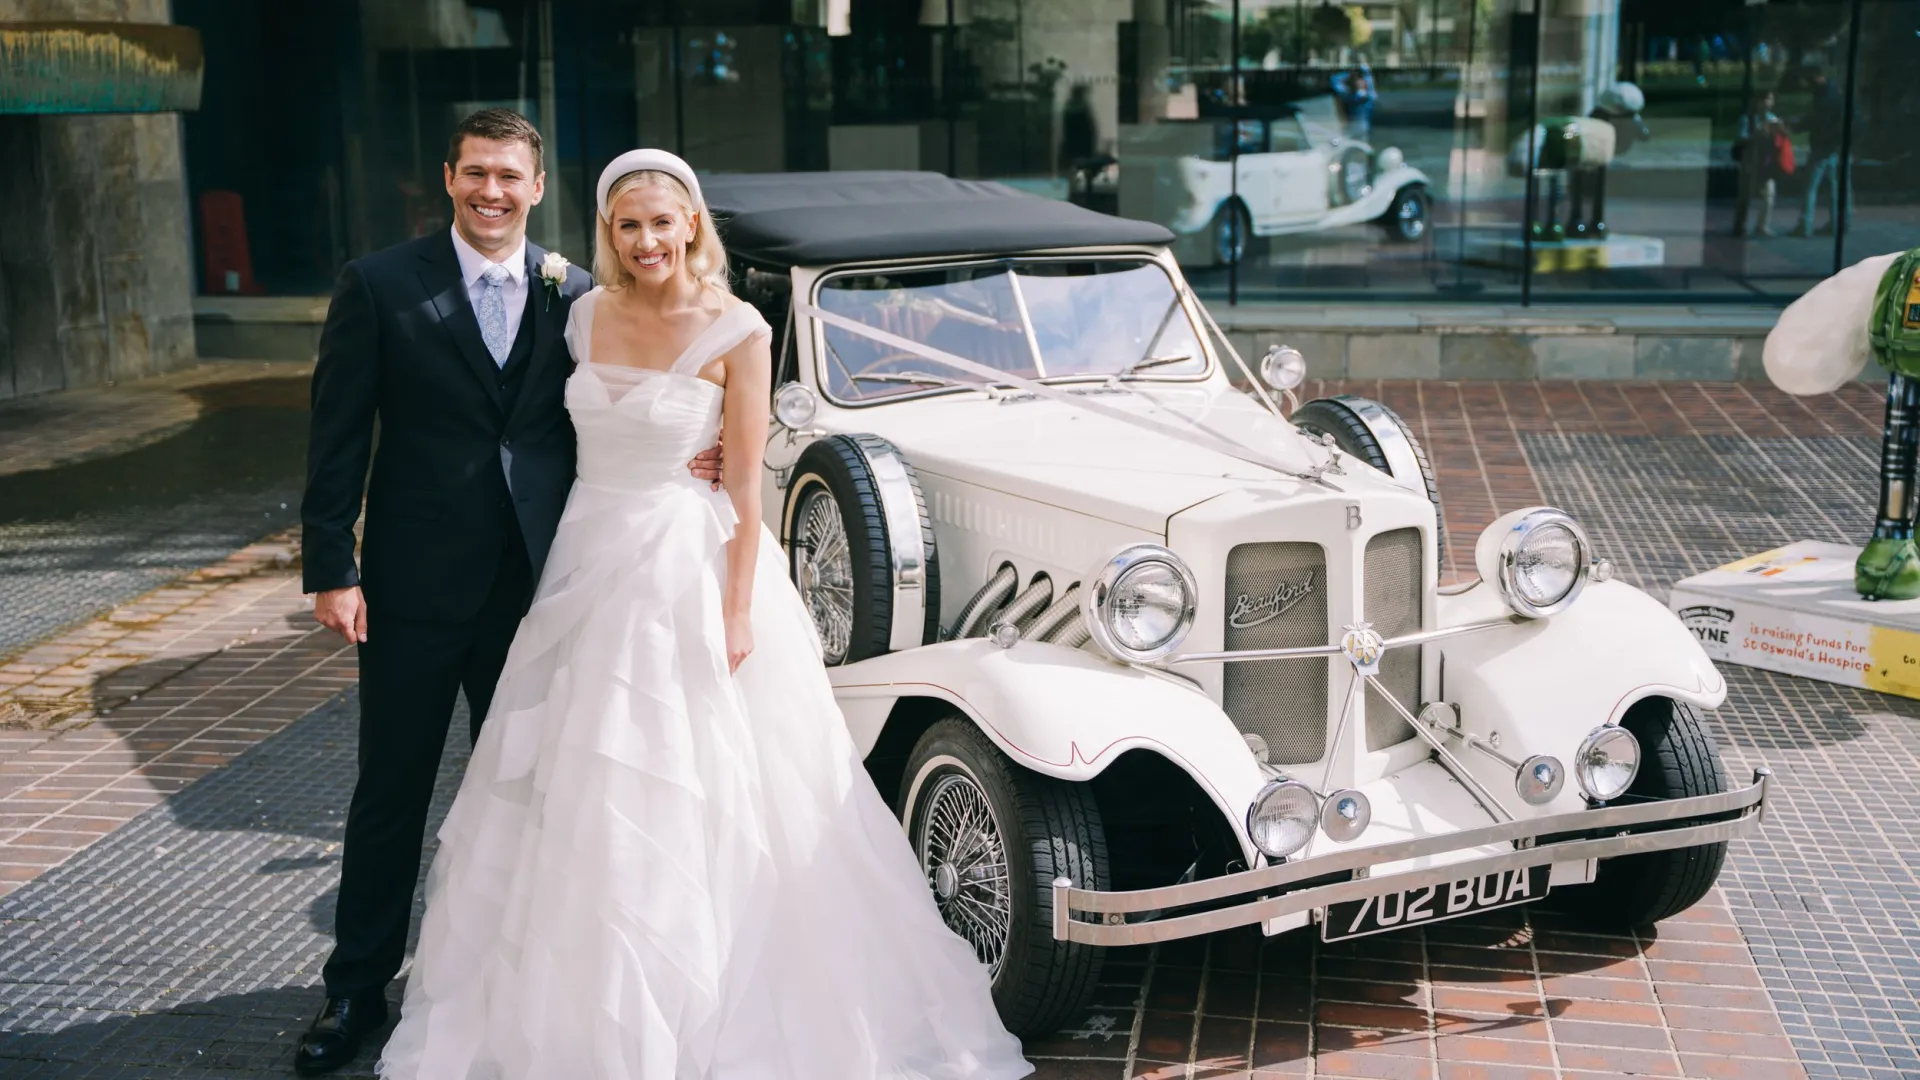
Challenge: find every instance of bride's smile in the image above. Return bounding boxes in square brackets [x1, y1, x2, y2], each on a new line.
[609, 185, 693, 285]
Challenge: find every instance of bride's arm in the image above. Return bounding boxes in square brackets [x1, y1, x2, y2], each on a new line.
[719, 326, 774, 672]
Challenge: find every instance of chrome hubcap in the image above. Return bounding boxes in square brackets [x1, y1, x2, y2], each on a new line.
[917, 771, 1012, 973]
[1398, 197, 1426, 237]
[795, 487, 854, 663]
[1216, 208, 1245, 263]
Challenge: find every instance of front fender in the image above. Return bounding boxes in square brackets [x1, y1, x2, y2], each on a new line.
[829, 638, 1267, 853]
[1432, 578, 1727, 814]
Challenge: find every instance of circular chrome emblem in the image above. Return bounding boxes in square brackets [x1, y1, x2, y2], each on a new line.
[1339, 622, 1385, 676]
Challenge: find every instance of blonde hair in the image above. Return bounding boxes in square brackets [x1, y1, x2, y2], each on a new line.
[593, 170, 732, 294]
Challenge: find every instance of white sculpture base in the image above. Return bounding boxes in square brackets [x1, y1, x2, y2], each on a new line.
[1467, 234, 1665, 274]
[1668, 540, 1920, 700]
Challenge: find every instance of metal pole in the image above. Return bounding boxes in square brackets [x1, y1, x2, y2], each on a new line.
[1229, 0, 1240, 306]
[1450, 0, 1479, 289]
[946, 0, 957, 176]
[1520, 0, 1540, 307]
[1834, 0, 1862, 274]
[537, 0, 559, 249]
[670, 13, 685, 156]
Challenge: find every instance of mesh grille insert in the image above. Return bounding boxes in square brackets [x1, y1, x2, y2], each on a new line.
[1364, 527, 1423, 750]
[1222, 542, 1329, 765]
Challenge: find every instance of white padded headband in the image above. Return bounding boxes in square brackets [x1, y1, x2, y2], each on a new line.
[595, 149, 703, 221]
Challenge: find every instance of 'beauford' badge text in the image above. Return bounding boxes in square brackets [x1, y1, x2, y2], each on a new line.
[1229, 572, 1315, 629]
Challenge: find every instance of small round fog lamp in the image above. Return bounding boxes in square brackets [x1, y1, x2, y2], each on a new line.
[773, 382, 818, 430]
[1516, 754, 1565, 805]
[1574, 724, 1641, 802]
[1247, 779, 1319, 858]
[1319, 788, 1372, 842]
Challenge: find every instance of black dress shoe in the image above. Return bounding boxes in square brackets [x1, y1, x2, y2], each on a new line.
[294, 993, 389, 1075]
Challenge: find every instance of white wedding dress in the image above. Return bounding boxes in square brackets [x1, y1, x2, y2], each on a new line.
[376, 289, 1034, 1080]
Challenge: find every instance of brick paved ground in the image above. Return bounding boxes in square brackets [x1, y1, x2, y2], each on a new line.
[0, 364, 312, 656]
[1, 377, 1915, 1079]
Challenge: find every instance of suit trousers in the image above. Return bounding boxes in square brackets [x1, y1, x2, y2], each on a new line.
[321, 523, 533, 999]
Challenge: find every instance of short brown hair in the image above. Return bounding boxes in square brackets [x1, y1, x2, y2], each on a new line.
[446, 108, 543, 173]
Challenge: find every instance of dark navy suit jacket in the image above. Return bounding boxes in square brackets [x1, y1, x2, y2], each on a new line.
[300, 230, 592, 622]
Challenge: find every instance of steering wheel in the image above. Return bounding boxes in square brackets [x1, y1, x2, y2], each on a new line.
[848, 352, 941, 380]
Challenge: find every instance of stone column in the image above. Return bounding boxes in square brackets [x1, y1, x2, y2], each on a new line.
[0, 0, 198, 400]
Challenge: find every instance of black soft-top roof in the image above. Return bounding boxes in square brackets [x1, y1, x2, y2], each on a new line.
[704, 171, 1174, 268]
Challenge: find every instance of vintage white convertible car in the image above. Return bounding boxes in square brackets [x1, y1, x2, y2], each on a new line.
[711, 172, 1770, 1036]
[1168, 103, 1434, 264]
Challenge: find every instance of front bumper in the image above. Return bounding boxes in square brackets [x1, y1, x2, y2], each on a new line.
[1052, 769, 1770, 946]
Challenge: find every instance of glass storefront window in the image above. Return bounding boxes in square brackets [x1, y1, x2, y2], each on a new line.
[172, 0, 1920, 308]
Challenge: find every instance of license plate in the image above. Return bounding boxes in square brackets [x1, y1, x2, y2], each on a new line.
[1320, 865, 1550, 942]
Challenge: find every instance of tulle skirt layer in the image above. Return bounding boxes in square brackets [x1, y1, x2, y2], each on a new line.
[376, 478, 1033, 1080]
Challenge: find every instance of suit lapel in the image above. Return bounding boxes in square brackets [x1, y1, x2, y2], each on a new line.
[506, 242, 562, 431]
[417, 232, 506, 415]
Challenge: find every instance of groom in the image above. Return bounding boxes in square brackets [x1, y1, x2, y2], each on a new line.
[295, 109, 720, 1073]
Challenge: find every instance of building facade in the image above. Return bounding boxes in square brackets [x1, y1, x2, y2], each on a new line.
[0, 1, 201, 400]
[167, 0, 1920, 311]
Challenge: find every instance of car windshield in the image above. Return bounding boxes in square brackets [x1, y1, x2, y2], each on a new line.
[815, 258, 1209, 403]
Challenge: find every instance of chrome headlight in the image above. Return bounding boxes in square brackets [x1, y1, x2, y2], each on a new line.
[1474, 507, 1595, 618]
[1248, 779, 1319, 858]
[1574, 724, 1640, 802]
[1082, 544, 1198, 663]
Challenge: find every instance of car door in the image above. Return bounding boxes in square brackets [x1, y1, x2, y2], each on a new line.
[1226, 120, 1280, 230]
[1262, 115, 1332, 225]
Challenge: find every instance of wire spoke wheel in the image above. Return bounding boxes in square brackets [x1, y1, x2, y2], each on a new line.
[917, 770, 1014, 973]
[795, 487, 856, 663]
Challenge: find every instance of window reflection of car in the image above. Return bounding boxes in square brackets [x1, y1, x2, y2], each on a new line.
[1172, 104, 1433, 265]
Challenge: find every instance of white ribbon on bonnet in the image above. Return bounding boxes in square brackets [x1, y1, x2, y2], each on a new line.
[594, 148, 704, 220]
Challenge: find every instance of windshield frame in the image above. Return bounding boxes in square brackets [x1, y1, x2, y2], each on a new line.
[804, 250, 1219, 410]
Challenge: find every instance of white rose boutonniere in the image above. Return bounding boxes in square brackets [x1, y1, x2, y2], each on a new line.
[537, 251, 570, 310]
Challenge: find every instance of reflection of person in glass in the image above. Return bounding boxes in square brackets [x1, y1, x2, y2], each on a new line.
[1058, 83, 1097, 173]
[1791, 66, 1852, 237]
[1733, 90, 1789, 238]
[1330, 61, 1375, 143]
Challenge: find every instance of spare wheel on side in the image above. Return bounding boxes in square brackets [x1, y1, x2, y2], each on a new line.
[781, 434, 941, 665]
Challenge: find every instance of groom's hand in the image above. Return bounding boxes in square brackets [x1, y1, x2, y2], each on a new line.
[314, 586, 368, 645]
[689, 436, 724, 492]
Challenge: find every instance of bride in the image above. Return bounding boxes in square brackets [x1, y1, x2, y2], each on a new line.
[375, 149, 1035, 1079]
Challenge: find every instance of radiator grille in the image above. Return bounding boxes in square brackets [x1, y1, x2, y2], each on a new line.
[1364, 527, 1423, 750]
[1222, 542, 1329, 765]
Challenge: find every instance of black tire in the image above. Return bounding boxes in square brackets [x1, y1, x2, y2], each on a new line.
[1291, 395, 1446, 565]
[1211, 199, 1255, 266]
[1382, 185, 1430, 243]
[1566, 699, 1731, 928]
[899, 718, 1109, 1037]
[781, 434, 940, 665]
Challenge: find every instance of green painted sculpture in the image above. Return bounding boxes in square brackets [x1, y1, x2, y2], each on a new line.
[1764, 245, 1920, 600]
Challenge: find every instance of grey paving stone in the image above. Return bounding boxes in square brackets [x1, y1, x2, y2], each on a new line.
[1634, 335, 1742, 380]
[0, 691, 469, 1077]
[1439, 332, 1537, 378]
[0, 391, 307, 657]
[1521, 427, 1920, 1076]
[1346, 333, 1440, 380]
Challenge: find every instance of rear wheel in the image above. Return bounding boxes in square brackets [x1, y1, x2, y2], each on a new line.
[899, 717, 1109, 1037]
[1212, 199, 1254, 266]
[1382, 185, 1430, 243]
[1563, 698, 1731, 928]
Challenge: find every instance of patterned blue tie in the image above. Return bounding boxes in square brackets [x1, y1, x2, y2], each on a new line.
[477, 263, 512, 367]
